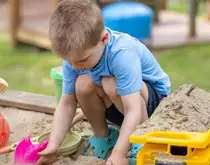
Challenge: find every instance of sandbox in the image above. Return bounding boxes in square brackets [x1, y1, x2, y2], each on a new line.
[1, 84, 210, 165]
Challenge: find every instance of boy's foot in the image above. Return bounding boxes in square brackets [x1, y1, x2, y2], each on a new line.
[85, 125, 119, 159]
[127, 143, 143, 165]
[84, 125, 143, 164]
[0, 78, 8, 94]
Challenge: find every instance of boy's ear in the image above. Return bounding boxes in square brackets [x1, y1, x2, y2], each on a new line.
[101, 32, 108, 44]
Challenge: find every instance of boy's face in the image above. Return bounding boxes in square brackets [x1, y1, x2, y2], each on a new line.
[65, 32, 108, 70]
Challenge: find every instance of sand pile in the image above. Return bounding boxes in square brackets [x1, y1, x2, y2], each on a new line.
[133, 84, 210, 136]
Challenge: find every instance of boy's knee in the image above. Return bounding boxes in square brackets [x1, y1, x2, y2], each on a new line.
[102, 77, 118, 100]
[75, 74, 97, 97]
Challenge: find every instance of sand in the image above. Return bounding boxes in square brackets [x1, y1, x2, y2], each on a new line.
[0, 107, 53, 165]
[1, 84, 210, 164]
[0, 107, 104, 165]
[133, 84, 210, 136]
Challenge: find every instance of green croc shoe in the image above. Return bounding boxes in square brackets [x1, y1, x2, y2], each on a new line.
[85, 125, 119, 159]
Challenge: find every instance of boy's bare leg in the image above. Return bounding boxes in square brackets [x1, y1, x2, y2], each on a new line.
[102, 77, 148, 122]
[75, 74, 112, 137]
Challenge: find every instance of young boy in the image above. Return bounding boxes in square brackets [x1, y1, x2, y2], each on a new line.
[36, 0, 171, 164]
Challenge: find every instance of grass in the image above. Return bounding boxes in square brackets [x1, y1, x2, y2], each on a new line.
[168, 0, 207, 18]
[0, 36, 210, 96]
[0, 36, 62, 96]
[157, 44, 210, 92]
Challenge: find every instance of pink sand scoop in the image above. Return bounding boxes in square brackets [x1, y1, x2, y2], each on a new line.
[14, 136, 48, 164]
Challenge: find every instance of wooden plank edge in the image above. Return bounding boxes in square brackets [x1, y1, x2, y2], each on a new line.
[0, 99, 55, 114]
[0, 90, 56, 114]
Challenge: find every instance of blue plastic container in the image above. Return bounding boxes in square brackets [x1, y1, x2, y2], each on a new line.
[102, 1, 153, 40]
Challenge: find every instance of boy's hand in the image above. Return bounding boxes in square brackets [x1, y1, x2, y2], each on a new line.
[106, 151, 129, 165]
[34, 94, 77, 165]
[35, 145, 59, 165]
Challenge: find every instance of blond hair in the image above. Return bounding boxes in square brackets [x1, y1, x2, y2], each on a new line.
[49, 0, 104, 57]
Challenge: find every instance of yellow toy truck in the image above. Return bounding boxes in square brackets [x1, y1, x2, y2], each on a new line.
[130, 129, 210, 165]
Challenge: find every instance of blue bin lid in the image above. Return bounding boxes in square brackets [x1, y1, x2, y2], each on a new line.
[102, 1, 153, 18]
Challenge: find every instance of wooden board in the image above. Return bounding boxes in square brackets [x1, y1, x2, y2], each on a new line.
[0, 90, 57, 114]
[8, 0, 21, 47]
[207, 0, 210, 21]
[189, 0, 198, 38]
[161, 0, 168, 10]
[16, 27, 52, 49]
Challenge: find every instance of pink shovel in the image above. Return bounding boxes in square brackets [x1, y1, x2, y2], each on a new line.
[14, 136, 48, 164]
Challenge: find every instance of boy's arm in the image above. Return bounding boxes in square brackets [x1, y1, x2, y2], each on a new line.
[111, 50, 143, 155]
[113, 91, 143, 155]
[47, 93, 77, 150]
[47, 61, 79, 150]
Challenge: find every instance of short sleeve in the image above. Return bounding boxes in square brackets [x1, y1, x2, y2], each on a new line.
[62, 60, 78, 95]
[111, 50, 142, 96]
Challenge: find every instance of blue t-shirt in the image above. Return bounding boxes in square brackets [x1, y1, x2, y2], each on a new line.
[62, 28, 171, 96]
